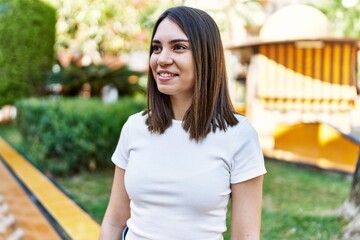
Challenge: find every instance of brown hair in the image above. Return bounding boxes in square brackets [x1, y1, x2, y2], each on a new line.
[144, 6, 238, 141]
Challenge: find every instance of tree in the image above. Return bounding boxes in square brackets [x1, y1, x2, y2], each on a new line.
[53, 0, 181, 66]
[307, 0, 360, 38]
[342, 156, 360, 239]
[0, 0, 56, 106]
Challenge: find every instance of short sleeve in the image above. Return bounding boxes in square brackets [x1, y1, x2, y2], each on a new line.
[111, 119, 131, 169]
[230, 118, 267, 184]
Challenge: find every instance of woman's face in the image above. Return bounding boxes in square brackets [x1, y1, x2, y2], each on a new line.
[150, 18, 195, 101]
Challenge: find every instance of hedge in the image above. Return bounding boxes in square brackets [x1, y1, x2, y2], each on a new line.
[15, 97, 146, 176]
[0, 0, 56, 106]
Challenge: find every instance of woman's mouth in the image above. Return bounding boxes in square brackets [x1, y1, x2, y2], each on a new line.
[157, 72, 179, 81]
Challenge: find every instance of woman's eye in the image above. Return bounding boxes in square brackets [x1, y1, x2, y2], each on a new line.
[152, 45, 161, 53]
[174, 44, 186, 51]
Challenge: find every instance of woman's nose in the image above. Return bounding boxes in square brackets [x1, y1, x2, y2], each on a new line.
[157, 50, 173, 65]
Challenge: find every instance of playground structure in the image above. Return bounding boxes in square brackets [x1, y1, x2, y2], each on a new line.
[229, 38, 360, 173]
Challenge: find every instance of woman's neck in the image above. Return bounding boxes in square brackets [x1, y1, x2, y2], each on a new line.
[170, 95, 192, 120]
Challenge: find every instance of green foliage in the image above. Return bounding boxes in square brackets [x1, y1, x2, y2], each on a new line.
[0, 0, 56, 106]
[307, 0, 360, 38]
[0, 122, 23, 147]
[53, 0, 179, 61]
[15, 97, 146, 176]
[47, 63, 146, 97]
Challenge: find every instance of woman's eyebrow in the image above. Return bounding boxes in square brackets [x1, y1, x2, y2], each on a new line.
[152, 39, 189, 44]
[169, 39, 189, 43]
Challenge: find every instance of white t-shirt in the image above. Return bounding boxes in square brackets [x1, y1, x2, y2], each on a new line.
[112, 112, 266, 240]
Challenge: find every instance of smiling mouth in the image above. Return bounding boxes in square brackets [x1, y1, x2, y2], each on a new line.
[158, 72, 179, 77]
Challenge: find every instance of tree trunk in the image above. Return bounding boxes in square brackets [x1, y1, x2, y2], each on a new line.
[350, 154, 360, 201]
[342, 155, 360, 240]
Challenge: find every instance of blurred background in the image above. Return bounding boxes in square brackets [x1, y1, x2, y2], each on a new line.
[0, 0, 360, 239]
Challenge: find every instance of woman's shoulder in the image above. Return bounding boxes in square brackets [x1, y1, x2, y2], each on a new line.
[126, 111, 147, 124]
[120, 111, 148, 135]
[231, 114, 258, 134]
[128, 111, 146, 120]
[233, 113, 250, 127]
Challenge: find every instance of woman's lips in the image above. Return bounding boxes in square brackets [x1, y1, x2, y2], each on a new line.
[157, 71, 178, 81]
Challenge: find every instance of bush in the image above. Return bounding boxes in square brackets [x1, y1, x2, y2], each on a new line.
[47, 62, 146, 97]
[15, 97, 146, 176]
[0, 0, 56, 106]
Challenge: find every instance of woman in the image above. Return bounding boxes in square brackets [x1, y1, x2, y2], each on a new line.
[100, 6, 266, 240]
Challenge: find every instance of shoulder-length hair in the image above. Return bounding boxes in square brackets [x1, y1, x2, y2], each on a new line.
[144, 6, 238, 141]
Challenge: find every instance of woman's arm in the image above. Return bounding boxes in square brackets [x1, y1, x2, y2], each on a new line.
[230, 175, 264, 240]
[99, 166, 130, 240]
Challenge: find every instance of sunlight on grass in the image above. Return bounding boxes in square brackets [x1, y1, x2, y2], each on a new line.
[0, 122, 22, 147]
[261, 159, 351, 240]
[55, 170, 114, 223]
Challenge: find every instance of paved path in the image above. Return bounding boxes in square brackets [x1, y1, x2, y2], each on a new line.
[0, 159, 62, 239]
[0, 138, 100, 239]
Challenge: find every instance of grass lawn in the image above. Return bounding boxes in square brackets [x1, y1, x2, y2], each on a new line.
[260, 160, 350, 240]
[0, 122, 352, 239]
[56, 169, 114, 223]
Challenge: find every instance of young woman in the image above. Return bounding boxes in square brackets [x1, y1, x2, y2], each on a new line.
[100, 6, 266, 240]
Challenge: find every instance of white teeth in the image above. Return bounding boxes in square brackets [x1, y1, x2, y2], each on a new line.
[159, 73, 176, 77]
